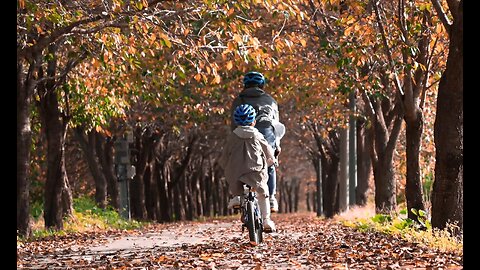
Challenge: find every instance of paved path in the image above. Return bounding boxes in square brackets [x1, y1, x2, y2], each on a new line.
[88, 221, 236, 252]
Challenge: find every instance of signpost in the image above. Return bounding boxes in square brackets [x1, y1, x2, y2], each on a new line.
[114, 128, 135, 220]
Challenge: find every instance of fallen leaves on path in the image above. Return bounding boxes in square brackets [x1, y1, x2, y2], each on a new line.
[17, 213, 462, 269]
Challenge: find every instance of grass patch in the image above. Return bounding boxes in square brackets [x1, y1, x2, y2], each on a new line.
[339, 205, 462, 255]
[25, 196, 144, 240]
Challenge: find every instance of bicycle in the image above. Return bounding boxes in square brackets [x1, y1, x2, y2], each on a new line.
[234, 184, 263, 245]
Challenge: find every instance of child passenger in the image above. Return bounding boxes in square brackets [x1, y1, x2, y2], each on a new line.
[219, 104, 277, 232]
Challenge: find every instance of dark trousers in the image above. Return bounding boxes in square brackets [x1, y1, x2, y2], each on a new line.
[256, 125, 276, 197]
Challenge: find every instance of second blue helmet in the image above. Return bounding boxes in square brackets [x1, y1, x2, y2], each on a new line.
[243, 71, 265, 87]
[234, 104, 256, 126]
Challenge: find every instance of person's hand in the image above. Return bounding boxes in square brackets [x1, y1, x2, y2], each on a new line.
[274, 146, 281, 157]
[273, 157, 279, 167]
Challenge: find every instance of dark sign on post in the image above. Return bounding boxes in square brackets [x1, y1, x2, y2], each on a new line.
[114, 139, 130, 164]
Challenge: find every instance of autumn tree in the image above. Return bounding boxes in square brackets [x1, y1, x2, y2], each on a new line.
[17, 0, 191, 234]
[296, 0, 404, 214]
[302, 0, 447, 217]
[366, 0, 449, 222]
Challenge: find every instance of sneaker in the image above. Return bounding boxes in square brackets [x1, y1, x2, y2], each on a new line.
[227, 196, 241, 209]
[263, 218, 276, 232]
[270, 196, 279, 213]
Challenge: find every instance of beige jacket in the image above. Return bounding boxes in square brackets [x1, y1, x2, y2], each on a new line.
[219, 126, 276, 196]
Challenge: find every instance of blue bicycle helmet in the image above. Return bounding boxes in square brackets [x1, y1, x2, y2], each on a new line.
[243, 71, 265, 87]
[233, 104, 256, 126]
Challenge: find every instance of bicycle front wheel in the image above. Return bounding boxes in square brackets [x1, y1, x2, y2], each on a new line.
[246, 200, 260, 245]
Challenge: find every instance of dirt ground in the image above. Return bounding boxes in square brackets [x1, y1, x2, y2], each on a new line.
[17, 212, 463, 269]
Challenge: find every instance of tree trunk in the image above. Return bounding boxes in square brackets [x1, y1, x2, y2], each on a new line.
[322, 154, 340, 218]
[40, 101, 72, 229]
[319, 129, 341, 219]
[286, 180, 293, 213]
[221, 178, 229, 216]
[306, 192, 311, 211]
[372, 153, 397, 214]
[38, 47, 73, 229]
[144, 161, 157, 221]
[371, 113, 402, 214]
[191, 160, 203, 218]
[17, 61, 33, 238]
[180, 171, 191, 220]
[278, 179, 285, 213]
[364, 92, 403, 214]
[61, 174, 74, 217]
[203, 158, 213, 216]
[168, 165, 176, 219]
[293, 178, 300, 212]
[96, 133, 119, 209]
[74, 127, 107, 208]
[405, 110, 426, 221]
[315, 157, 323, 216]
[156, 160, 171, 222]
[338, 128, 349, 212]
[356, 119, 371, 206]
[143, 131, 159, 220]
[130, 130, 149, 220]
[431, 0, 463, 233]
[172, 176, 183, 221]
[349, 92, 357, 206]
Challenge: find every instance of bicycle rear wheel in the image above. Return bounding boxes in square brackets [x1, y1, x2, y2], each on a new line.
[246, 200, 260, 245]
[256, 208, 263, 243]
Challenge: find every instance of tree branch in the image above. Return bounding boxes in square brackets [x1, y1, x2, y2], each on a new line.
[70, 21, 129, 35]
[397, 0, 410, 46]
[372, 0, 404, 96]
[431, 0, 451, 37]
[385, 101, 404, 160]
[359, 88, 375, 119]
[18, 14, 106, 59]
[17, 0, 166, 60]
[34, 51, 88, 89]
[272, 11, 288, 43]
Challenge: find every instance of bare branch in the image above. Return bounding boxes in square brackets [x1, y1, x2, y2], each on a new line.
[34, 51, 88, 90]
[197, 21, 210, 36]
[272, 11, 288, 43]
[70, 21, 129, 35]
[431, 0, 452, 37]
[397, 0, 410, 46]
[18, 15, 106, 59]
[413, 13, 430, 94]
[306, 0, 338, 36]
[17, 0, 166, 60]
[359, 88, 375, 119]
[446, 0, 460, 21]
[372, 0, 404, 96]
[421, 78, 441, 106]
[235, 15, 257, 23]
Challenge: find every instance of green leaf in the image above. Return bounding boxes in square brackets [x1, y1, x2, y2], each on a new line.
[371, 214, 392, 224]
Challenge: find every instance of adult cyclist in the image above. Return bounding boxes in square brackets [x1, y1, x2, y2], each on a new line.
[228, 71, 285, 213]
